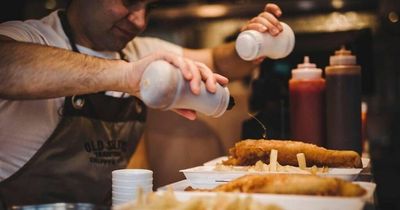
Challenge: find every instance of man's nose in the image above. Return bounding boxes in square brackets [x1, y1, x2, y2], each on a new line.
[127, 9, 146, 29]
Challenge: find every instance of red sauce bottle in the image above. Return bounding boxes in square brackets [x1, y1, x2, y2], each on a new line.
[289, 56, 326, 146]
[326, 47, 362, 154]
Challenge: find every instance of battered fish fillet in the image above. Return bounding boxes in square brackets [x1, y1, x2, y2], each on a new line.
[213, 174, 366, 197]
[223, 139, 362, 168]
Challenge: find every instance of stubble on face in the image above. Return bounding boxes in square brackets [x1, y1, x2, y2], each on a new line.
[86, 1, 147, 51]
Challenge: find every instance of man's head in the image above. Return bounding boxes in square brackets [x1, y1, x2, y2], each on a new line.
[68, 0, 157, 51]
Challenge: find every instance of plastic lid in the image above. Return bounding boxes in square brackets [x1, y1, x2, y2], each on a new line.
[235, 32, 260, 61]
[329, 46, 357, 65]
[292, 56, 322, 79]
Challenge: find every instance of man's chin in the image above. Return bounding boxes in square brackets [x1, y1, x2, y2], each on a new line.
[112, 42, 128, 51]
[101, 39, 130, 51]
[112, 35, 136, 50]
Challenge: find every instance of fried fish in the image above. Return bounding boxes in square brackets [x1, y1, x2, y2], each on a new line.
[212, 174, 366, 197]
[223, 139, 362, 168]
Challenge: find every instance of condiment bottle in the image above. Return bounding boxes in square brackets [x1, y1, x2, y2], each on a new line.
[235, 22, 295, 60]
[289, 56, 325, 146]
[139, 60, 235, 118]
[325, 47, 362, 154]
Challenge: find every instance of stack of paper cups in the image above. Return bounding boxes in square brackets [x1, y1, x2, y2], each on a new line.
[112, 169, 153, 206]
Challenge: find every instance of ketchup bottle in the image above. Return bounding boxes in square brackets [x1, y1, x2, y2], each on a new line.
[289, 56, 325, 146]
[326, 47, 362, 154]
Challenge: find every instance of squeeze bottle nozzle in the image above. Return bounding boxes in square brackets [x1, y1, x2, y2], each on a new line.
[291, 56, 322, 80]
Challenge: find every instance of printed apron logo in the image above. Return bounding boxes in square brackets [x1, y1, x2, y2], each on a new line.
[84, 140, 127, 165]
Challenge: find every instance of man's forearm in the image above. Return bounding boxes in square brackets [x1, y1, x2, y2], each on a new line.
[0, 40, 129, 100]
[212, 42, 258, 80]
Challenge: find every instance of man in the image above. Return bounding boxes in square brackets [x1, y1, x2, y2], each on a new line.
[0, 0, 283, 207]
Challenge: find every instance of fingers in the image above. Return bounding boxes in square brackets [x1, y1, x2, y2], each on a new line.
[159, 53, 193, 80]
[241, 3, 283, 36]
[242, 19, 268, 32]
[186, 59, 202, 95]
[173, 109, 197, 120]
[265, 3, 282, 17]
[195, 62, 217, 93]
[252, 56, 266, 65]
[195, 62, 229, 93]
[245, 13, 282, 36]
[214, 73, 229, 86]
[182, 59, 226, 95]
[258, 12, 283, 33]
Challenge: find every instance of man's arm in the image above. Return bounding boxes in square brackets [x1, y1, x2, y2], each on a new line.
[0, 37, 129, 99]
[0, 36, 228, 120]
[0, 36, 227, 102]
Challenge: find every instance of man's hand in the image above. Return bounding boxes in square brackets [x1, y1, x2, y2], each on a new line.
[241, 3, 283, 35]
[240, 3, 283, 64]
[125, 51, 229, 120]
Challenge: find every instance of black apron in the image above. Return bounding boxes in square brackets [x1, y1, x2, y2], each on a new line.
[0, 10, 146, 208]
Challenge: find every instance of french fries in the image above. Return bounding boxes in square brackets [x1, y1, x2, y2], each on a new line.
[114, 188, 283, 210]
[270, 149, 278, 172]
[297, 153, 307, 169]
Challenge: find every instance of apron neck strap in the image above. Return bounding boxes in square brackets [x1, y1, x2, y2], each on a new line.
[58, 10, 79, 53]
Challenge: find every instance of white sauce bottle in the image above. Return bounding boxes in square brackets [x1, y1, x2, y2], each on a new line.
[140, 60, 234, 118]
[235, 22, 295, 60]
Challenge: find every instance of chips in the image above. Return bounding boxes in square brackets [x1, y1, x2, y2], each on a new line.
[297, 153, 307, 169]
[269, 149, 278, 172]
[114, 188, 282, 210]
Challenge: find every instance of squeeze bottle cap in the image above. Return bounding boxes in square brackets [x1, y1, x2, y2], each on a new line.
[235, 32, 261, 61]
[292, 56, 322, 79]
[329, 46, 357, 65]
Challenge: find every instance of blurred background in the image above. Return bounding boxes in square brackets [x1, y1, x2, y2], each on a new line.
[1, 0, 399, 209]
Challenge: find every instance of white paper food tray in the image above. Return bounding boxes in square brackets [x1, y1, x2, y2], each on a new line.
[169, 191, 364, 210]
[203, 156, 370, 168]
[180, 165, 362, 187]
[157, 180, 375, 210]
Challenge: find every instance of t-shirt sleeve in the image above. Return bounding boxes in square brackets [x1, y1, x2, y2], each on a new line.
[123, 36, 183, 61]
[0, 21, 47, 44]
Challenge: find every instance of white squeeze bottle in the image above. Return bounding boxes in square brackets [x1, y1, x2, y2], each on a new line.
[140, 60, 235, 118]
[235, 22, 295, 60]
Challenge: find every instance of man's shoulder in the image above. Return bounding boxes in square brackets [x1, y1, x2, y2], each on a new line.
[0, 10, 70, 48]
